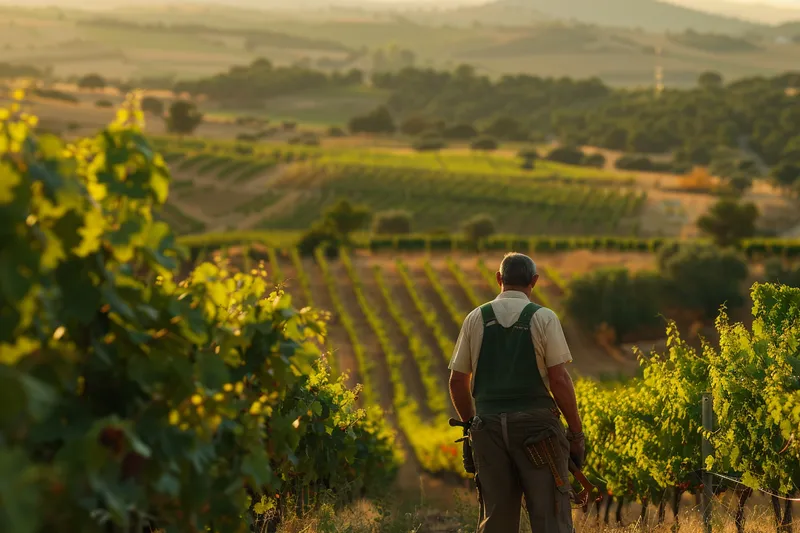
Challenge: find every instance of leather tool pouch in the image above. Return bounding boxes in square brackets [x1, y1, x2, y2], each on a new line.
[523, 431, 571, 495]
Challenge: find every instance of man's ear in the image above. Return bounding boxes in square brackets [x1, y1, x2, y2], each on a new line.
[530, 274, 540, 289]
[496, 271, 503, 288]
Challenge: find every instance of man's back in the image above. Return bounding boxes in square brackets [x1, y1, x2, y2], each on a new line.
[447, 253, 583, 533]
[450, 290, 572, 395]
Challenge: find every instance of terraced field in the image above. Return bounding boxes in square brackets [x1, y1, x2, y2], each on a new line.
[155, 138, 649, 237]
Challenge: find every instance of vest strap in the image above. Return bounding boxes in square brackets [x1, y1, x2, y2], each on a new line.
[479, 303, 497, 327]
[515, 302, 542, 328]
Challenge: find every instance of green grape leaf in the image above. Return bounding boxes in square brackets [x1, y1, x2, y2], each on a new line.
[0, 448, 41, 533]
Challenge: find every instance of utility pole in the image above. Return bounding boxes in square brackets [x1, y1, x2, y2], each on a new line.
[701, 393, 714, 533]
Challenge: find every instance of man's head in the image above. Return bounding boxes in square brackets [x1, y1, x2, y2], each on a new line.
[495, 252, 539, 294]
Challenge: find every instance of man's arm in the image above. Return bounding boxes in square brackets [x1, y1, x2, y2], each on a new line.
[448, 311, 476, 422]
[449, 370, 474, 422]
[547, 363, 581, 433]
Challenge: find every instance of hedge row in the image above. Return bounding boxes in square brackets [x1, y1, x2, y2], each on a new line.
[177, 232, 800, 259]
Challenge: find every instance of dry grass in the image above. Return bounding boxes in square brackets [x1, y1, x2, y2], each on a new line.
[271, 494, 793, 533]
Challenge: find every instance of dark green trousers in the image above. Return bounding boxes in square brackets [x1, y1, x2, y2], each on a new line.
[470, 409, 574, 533]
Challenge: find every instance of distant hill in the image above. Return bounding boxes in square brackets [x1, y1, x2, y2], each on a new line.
[445, 0, 762, 33]
[665, 0, 800, 25]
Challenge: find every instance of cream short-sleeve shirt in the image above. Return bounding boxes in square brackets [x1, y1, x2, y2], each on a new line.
[448, 290, 573, 394]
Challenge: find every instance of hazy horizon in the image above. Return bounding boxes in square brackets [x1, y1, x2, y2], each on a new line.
[3, 0, 800, 24]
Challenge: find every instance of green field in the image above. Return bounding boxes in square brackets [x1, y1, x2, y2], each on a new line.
[152, 137, 647, 237]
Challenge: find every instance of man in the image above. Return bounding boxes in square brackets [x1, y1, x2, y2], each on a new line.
[448, 252, 584, 533]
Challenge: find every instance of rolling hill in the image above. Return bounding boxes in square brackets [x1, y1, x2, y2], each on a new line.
[444, 0, 761, 32]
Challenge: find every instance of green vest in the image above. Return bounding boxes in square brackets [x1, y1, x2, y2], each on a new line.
[472, 301, 555, 415]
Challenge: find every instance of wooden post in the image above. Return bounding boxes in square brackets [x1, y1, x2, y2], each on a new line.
[702, 393, 714, 533]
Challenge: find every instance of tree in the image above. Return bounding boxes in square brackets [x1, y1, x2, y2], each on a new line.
[166, 100, 203, 136]
[372, 210, 412, 234]
[564, 268, 664, 342]
[462, 214, 496, 243]
[518, 148, 539, 170]
[442, 123, 477, 140]
[763, 257, 800, 287]
[483, 116, 524, 141]
[297, 220, 341, 257]
[298, 199, 372, 255]
[470, 136, 498, 152]
[348, 106, 395, 134]
[77, 73, 106, 90]
[412, 138, 446, 152]
[546, 145, 584, 166]
[725, 172, 753, 196]
[141, 96, 164, 116]
[772, 162, 800, 190]
[323, 199, 372, 240]
[581, 153, 606, 168]
[660, 244, 749, 320]
[698, 71, 723, 90]
[400, 116, 429, 136]
[697, 199, 758, 247]
[600, 127, 628, 151]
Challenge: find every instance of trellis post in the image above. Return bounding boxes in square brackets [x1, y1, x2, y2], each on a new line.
[702, 392, 714, 533]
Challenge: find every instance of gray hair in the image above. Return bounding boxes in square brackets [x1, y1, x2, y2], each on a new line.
[499, 252, 537, 287]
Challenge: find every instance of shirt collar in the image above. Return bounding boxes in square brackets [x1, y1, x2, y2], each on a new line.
[495, 290, 530, 301]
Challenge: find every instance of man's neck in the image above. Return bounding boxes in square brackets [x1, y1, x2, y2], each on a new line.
[501, 286, 532, 298]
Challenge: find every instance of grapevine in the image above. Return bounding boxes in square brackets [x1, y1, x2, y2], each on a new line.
[313, 248, 374, 404]
[395, 259, 455, 363]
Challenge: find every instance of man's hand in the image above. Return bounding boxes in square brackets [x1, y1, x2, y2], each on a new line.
[568, 433, 585, 470]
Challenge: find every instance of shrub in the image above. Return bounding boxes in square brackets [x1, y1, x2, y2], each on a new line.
[372, 210, 412, 234]
[141, 96, 164, 116]
[327, 126, 346, 137]
[77, 72, 106, 89]
[483, 116, 526, 141]
[234, 144, 254, 155]
[660, 243, 749, 320]
[462, 214, 496, 242]
[470, 136, 499, 151]
[289, 133, 320, 146]
[697, 198, 759, 247]
[442, 123, 477, 140]
[615, 154, 659, 172]
[348, 106, 395, 134]
[95, 99, 113, 108]
[166, 100, 203, 136]
[399, 116, 430, 136]
[32, 88, 79, 103]
[581, 152, 606, 168]
[518, 148, 539, 170]
[763, 257, 800, 287]
[412, 137, 446, 151]
[546, 145, 585, 165]
[565, 268, 665, 341]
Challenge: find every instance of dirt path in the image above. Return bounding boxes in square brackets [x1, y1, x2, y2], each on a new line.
[304, 257, 360, 391]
